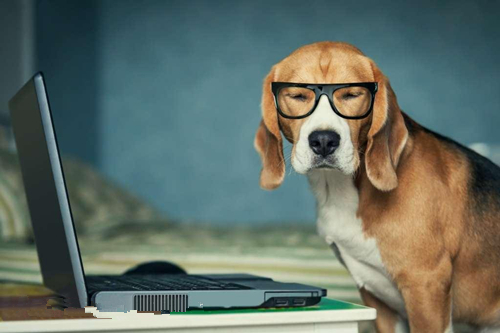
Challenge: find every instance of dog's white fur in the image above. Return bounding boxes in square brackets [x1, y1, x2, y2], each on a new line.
[309, 169, 406, 318]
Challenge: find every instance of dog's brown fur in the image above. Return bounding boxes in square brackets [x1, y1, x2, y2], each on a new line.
[255, 41, 500, 332]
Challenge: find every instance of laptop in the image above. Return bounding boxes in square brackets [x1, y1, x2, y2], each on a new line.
[8, 72, 327, 313]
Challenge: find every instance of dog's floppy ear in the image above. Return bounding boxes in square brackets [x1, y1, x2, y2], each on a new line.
[365, 61, 409, 191]
[254, 67, 285, 190]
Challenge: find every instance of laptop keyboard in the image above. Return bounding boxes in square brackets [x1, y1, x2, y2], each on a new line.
[87, 275, 250, 291]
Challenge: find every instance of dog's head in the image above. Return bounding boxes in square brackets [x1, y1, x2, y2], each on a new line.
[254, 41, 408, 191]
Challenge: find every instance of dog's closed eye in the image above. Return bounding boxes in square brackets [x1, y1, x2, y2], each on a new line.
[341, 92, 362, 100]
[285, 93, 308, 102]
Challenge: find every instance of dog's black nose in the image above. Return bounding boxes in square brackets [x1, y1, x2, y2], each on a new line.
[308, 130, 340, 157]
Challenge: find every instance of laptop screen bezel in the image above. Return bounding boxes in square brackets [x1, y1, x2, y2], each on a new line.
[9, 72, 88, 307]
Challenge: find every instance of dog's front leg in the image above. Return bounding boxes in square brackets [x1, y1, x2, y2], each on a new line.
[360, 287, 408, 333]
[399, 270, 453, 333]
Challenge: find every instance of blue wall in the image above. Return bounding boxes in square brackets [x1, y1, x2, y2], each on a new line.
[37, 0, 500, 224]
[36, 0, 99, 165]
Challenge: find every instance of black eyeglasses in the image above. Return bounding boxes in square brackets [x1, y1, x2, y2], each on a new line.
[271, 82, 378, 120]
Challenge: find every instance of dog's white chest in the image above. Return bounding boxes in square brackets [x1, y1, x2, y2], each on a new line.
[308, 171, 407, 316]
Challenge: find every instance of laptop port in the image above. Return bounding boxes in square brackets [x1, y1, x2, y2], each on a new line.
[293, 298, 306, 306]
[275, 298, 289, 307]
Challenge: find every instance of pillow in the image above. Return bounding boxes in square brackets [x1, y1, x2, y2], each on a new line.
[0, 148, 164, 242]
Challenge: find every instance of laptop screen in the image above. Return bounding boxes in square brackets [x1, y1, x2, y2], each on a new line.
[9, 73, 88, 308]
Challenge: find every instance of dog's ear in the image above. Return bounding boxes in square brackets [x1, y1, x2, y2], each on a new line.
[365, 61, 408, 192]
[254, 67, 285, 190]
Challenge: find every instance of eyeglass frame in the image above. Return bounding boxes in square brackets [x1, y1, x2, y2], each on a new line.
[271, 82, 378, 120]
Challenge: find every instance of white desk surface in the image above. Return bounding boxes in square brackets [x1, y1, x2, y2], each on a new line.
[1, 298, 376, 333]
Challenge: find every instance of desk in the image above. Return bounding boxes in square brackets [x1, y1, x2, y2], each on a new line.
[0, 284, 376, 332]
[3, 299, 375, 333]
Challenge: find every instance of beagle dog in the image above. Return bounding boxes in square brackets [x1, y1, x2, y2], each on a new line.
[254, 41, 500, 333]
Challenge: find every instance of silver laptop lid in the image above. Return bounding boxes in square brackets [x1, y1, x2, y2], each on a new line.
[9, 72, 88, 308]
